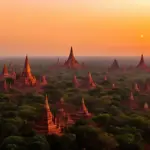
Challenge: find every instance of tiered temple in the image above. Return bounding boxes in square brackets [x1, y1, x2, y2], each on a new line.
[136, 54, 148, 69]
[64, 47, 81, 69]
[15, 55, 36, 86]
[71, 98, 92, 121]
[109, 59, 120, 71]
[33, 95, 61, 135]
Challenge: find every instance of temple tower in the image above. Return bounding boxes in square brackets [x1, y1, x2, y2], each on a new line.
[33, 95, 61, 135]
[109, 59, 120, 71]
[144, 102, 149, 111]
[87, 72, 96, 89]
[64, 47, 81, 69]
[2, 64, 9, 77]
[136, 54, 147, 69]
[72, 75, 80, 88]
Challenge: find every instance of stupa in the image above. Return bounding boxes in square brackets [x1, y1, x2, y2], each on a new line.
[133, 83, 140, 92]
[144, 102, 149, 111]
[64, 47, 81, 69]
[15, 55, 36, 86]
[104, 75, 107, 81]
[109, 59, 120, 71]
[136, 54, 148, 69]
[71, 98, 92, 121]
[33, 95, 61, 135]
[72, 75, 80, 88]
[129, 92, 138, 109]
[40, 75, 47, 86]
[86, 72, 96, 89]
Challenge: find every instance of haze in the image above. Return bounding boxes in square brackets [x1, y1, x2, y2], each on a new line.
[0, 0, 150, 56]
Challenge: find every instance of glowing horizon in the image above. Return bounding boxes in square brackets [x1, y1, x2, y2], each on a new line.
[0, 0, 150, 56]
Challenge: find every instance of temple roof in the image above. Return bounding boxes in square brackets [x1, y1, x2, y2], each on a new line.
[23, 55, 31, 74]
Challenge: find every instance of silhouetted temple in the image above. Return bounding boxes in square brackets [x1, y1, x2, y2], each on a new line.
[136, 54, 148, 69]
[33, 95, 61, 135]
[129, 92, 138, 110]
[64, 47, 81, 69]
[109, 59, 120, 71]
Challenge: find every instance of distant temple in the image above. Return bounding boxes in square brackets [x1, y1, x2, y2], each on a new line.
[136, 54, 148, 69]
[71, 98, 92, 121]
[33, 95, 61, 135]
[64, 47, 82, 69]
[72, 75, 80, 88]
[132, 83, 140, 92]
[144, 102, 149, 111]
[109, 59, 120, 71]
[128, 92, 138, 110]
[14, 55, 37, 87]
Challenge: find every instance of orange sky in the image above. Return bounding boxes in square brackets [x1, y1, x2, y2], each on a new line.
[0, 0, 150, 56]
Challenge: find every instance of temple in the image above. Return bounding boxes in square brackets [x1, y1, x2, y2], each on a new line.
[129, 92, 138, 109]
[87, 72, 96, 89]
[133, 83, 140, 92]
[72, 75, 80, 88]
[14, 55, 37, 86]
[64, 47, 81, 69]
[136, 54, 148, 69]
[144, 102, 149, 111]
[40, 75, 47, 86]
[104, 75, 107, 81]
[33, 95, 61, 135]
[71, 98, 92, 121]
[143, 82, 150, 92]
[109, 59, 120, 71]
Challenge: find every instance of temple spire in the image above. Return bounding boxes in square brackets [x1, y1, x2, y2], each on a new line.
[64, 47, 81, 69]
[73, 75, 80, 88]
[136, 54, 147, 69]
[87, 72, 96, 88]
[2, 64, 9, 76]
[129, 92, 134, 101]
[109, 59, 120, 71]
[104, 75, 107, 81]
[144, 102, 149, 110]
[22, 55, 31, 76]
[81, 98, 89, 114]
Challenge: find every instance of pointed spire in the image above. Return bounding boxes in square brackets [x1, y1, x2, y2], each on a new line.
[60, 97, 64, 104]
[134, 83, 140, 92]
[110, 59, 120, 70]
[64, 47, 80, 69]
[2, 64, 9, 76]
[22, 55, 31, 76]
[112, 83, 116, 89]
[129, 92, 134, 101]
[87, 72, 96, 88]
[144, 102, 149, 110]
[81, 98, 89, 114]
[73, 75, 79, 88]
[136, 54, 147, 69]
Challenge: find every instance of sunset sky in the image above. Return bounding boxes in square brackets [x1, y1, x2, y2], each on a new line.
[0, 0, 150, 56]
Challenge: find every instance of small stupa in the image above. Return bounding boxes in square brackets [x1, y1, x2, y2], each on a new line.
[144, 102, 149, 111]
[41, 75, 47, 85]
[72, 75, 80, 88]
[129, 92, 138, 109]
[104, 75, 107, 81]
[133, 83, 140, 92]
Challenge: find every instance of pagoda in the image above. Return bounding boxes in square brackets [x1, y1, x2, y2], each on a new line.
[144, 102, 149, 111]
[16, 55, 36, 86]
[81, 72, 96, 89]
[72, 75, 80, 88]
[0, 64, 12, 79]
[64, 47, 81, 69]
[129, 92, 138, 109]
[109, 59, 120, 71]
[40, 75, 47, 85]
[112, 83, 116, 89]
[33, 95, 61, 135]
[71, 98, 92, 121]
[132, 83, 140, 92]
[136, 54, 148, 69]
